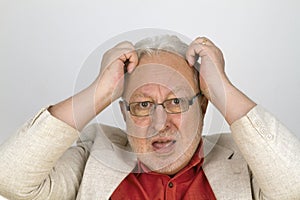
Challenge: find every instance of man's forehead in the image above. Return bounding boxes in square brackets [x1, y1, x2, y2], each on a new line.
[129, 84, 192, 98]
[124, 64, 195, 99]
[123, 51, 198, 99]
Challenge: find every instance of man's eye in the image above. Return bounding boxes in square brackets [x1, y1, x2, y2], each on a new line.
[139, 102, 150, 108]
[172, 98, 181, 105]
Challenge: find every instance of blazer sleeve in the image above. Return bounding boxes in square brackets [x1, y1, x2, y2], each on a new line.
[0, 108, 91, 200]
[230, 105, 300, 199]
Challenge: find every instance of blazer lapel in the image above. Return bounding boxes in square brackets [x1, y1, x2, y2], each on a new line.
[76, 125, 137, 200]
[202, 135, 252, 200]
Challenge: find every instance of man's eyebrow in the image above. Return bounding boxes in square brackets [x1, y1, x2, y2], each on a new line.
[130, 93, 152, 101]
[131, 93, 145, 98]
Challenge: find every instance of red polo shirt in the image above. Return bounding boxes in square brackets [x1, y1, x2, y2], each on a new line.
[111, 143, 216, 200]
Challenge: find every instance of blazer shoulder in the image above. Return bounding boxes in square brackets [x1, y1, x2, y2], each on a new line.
[78, 123, 128, 147]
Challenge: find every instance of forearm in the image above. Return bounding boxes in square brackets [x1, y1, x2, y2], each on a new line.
[209, 79, 256, 125]
[49, 78, 112, 131]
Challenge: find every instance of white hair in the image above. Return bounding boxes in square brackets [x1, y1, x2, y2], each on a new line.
[134, 35, 188, 58]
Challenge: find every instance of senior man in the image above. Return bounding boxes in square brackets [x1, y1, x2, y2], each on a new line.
[0, 35, 299, 200]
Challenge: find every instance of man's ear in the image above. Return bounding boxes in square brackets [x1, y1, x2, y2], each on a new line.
[119, 101, 127, 122]
[200, 96, 209, 117]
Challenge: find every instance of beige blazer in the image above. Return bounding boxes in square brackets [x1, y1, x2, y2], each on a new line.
[0, 106, 299, 200]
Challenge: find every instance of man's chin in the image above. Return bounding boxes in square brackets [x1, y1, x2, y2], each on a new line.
[138, 152, 186, 175]
[150, 161, 185, 175]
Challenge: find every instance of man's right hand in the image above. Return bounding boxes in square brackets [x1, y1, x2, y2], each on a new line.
[96, 41, 138, 103]
[49, 41, 138, 130]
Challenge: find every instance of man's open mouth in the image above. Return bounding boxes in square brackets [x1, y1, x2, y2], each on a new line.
[152, 139, 176, 154]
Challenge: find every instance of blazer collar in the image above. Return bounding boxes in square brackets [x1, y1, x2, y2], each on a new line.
[76, 125, 137, 200]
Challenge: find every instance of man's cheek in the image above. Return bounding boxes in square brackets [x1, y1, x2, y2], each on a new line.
[131, 116, 151, 127]
[127, 115, 151, 132]
[128, 136, 148, 153]
[169, 114, 182, 128]
[180, 112, 202, 138]
[126, 118, 149, 138]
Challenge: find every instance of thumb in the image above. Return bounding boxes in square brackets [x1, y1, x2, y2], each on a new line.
[186, 53, 196, 67]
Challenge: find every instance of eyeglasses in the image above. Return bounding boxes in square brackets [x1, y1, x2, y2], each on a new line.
[123, 92, 202, 117]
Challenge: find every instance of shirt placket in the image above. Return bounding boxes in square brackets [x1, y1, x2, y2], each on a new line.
[165, 179, 176, 199]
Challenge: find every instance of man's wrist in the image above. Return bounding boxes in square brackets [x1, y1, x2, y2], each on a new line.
[93, 79, 118, 115]
[208, 79, 256, 125]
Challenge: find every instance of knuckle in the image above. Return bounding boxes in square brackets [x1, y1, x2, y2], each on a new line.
[118, 41, 134, 49]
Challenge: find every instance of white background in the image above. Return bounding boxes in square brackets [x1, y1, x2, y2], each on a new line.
[1, 0, 300, 145]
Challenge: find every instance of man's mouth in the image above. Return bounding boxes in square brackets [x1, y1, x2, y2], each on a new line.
[152, 139, 176, 155]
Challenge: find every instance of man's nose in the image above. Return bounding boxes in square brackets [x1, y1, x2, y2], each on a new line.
[151, 105, 168, 132]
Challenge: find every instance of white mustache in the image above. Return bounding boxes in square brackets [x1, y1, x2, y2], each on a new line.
[127, 129, 178, 139]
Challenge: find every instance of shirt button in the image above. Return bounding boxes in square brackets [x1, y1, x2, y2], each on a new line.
[168, 182, 174, 188]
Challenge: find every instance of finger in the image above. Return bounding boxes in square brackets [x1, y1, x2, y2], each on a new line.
[186, 36, 215, 66]
[186, 41, 207, 66]
[115, 41, 138, 73]
[194, 37, 214, 46]
[114, 41, 134, 49]
[119, 50, 138, 73]
[102, 41, 135, 68]
[126, 51, 138, 73]
[186, 43, 198, 66]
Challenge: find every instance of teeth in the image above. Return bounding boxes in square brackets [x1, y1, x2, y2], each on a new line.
[157, 141, 169, 143]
